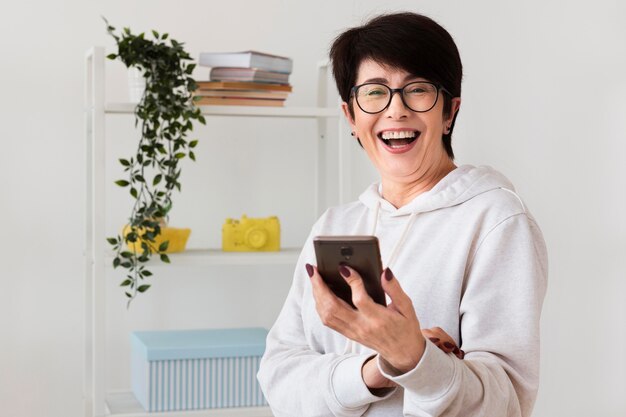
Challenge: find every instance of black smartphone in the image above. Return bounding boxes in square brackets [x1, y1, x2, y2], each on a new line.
[313, 235, 386, 308]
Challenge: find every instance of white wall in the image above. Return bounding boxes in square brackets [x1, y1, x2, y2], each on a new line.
[1, 1, 624, 416]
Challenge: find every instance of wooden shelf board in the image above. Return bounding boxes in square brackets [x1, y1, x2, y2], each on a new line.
[104, 248, 301, 267]
[103, 103, 338, 118]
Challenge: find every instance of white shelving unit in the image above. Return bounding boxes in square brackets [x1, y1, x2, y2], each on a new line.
[84, 46, 347, 417]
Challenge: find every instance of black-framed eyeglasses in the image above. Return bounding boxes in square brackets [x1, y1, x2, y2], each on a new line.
[350, 81, 451, 114]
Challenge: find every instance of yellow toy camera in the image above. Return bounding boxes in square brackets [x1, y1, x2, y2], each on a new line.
[222, 215, 280, 252]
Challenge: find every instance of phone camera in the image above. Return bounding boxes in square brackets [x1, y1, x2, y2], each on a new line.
[340, 246, 353, 259]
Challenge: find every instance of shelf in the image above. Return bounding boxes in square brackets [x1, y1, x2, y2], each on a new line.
[105, 248, 301, 268]
[106, 391, 273, 417]
[86, 47, 341, 417]
[104, 103, 339, 118]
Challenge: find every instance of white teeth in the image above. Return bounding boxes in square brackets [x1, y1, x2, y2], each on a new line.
[380, 131, 416, 140]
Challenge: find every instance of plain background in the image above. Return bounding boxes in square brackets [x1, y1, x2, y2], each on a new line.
[1, 1, 625, 416]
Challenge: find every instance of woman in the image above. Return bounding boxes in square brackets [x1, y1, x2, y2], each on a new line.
[258, 12, 547, 417]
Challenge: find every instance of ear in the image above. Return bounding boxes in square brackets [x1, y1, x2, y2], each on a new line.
[446, 97, 461, 125]
[341, 101, 357, 133]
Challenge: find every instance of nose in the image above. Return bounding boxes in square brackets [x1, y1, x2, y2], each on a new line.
[385, 90, 409, 119]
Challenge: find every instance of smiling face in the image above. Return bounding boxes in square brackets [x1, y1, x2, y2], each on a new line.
[342, 59, 461, 188]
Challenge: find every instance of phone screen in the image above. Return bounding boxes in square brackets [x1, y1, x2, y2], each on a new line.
[313, 235, 386, 308]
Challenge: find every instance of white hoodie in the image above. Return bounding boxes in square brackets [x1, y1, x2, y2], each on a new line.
[258, 165, 548, 417]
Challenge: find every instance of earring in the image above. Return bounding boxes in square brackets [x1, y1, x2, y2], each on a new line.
[350, 132, 355, 137]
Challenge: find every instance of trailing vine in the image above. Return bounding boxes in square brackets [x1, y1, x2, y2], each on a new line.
[104, 19, 206, 306]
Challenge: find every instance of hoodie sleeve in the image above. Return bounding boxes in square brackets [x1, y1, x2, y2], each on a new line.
[257, 225, 395, 417]
[378, 213, 548, 417]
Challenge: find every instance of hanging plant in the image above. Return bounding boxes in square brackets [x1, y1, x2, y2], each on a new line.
[104, 19, 206, 306]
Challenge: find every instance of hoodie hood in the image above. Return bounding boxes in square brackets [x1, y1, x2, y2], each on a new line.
[349, 165, 522, 355]
[358, 165, 517, 216]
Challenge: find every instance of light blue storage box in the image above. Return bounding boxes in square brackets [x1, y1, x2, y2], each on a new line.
[131, 327, 268, 412]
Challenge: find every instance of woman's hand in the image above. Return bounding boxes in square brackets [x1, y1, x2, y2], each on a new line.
[307, 264, 425, 374]
[361, 326, 464, 391]
[422, 327, 465, 359]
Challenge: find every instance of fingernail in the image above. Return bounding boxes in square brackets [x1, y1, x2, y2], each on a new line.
[429, 337, 440, 344]
[384, 268, 393, 281]
[443, 342, 455, 349]
[339, 265, 350, 278]
[459, 350, 465, 359]
[305, 263, 314, 278]
[453, 347, 460, 354]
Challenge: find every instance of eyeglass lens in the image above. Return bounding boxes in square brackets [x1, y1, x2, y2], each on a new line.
[355, 82, 439, 113]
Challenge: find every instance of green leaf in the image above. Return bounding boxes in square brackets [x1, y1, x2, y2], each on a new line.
[120, 279, 132, 287]
[113, 257, 121, 268]
[137, 284, 151, 293]
[104, 20, 203, 302]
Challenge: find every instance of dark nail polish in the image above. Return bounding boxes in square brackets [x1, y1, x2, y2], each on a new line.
[384, 268, 393, 281]
[453, 347, 460, 354]
[305, 263, 314, 278]
[459, 350, 465, 359]
[443, 341, 455, 349]
[339, 265, 350, 278]
[429, 337, 440, 344]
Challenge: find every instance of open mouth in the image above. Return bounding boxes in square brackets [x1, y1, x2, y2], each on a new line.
[377, 130, 420, 149]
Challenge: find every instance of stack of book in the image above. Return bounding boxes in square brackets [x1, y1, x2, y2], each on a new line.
[195, 51, 293, 107]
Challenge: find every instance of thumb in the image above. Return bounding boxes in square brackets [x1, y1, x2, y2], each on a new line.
[381, 268, 415, 318]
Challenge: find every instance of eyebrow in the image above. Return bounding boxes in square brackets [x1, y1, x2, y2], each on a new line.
[361, 74, 422, 84]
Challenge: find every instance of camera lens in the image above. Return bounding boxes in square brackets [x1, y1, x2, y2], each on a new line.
[340, 246, 353, 259]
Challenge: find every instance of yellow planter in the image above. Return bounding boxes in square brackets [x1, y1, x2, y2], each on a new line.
[123, 225, 191, 254]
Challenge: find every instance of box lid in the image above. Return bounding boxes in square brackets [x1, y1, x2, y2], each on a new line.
[131, 327, 268, 361]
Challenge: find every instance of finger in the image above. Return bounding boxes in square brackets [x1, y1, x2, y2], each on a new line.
[452, 347, 464, 359]
[307, 264, 358, 328]
[421, 328, 435, 339]
[339, 265, 378, 314]
[426, 327, 463, 358]
[386, 301, 401, 314]
[430, 327, 459, 350]
[380, 268, 415, 318]
[307, 264, 337, 300]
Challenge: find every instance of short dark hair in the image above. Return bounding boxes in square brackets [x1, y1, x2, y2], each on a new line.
[329, 12, 462, 158]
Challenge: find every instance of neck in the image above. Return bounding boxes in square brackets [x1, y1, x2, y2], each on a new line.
[381, 158, 456, 208]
